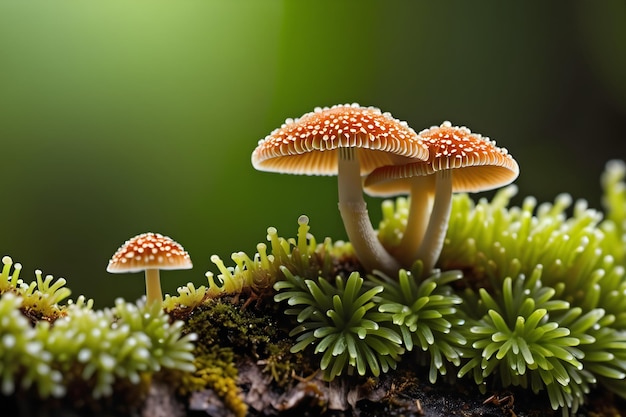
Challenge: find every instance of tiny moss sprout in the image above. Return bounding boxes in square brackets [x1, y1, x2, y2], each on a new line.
[0, 255, 71, 321]
[0, 292, 64, 398]
[163, 282, 209, 314]
[204, 214, 353, 301]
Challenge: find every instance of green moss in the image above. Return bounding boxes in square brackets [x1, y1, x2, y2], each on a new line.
[204, 215, 359, 301]
[0, 256, 71, 322]
[186, 298, 277, 355]
[0, 292, 63, 397]
[3, 159, 626, 416]
[601, 160, 626, 265]
[179, 295, 315, 413]
[0, 260, 196, 406]
[258, 337, 309, 387]
[216, 159, 626, 415]
[163, 282, 209, 317]
[457, 269, 598, 412]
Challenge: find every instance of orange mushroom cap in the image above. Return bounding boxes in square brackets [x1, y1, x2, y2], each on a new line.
[107, 232, 192, 273]
[364, 121, 519, 196]
[251, 103, 429, 176]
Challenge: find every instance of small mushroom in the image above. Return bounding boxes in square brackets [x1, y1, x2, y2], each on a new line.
[364, 121, 519, 273]
[251, 103, 429, 276]
[107, 232, 193, 305]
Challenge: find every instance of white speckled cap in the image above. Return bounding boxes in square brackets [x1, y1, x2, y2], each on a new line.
[107, 232, 192, 273]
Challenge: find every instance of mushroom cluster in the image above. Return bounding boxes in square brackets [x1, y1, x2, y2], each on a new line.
[365, 121, 519, 273]
[253, 107, 519, 276]
[252, 103, 428, 276]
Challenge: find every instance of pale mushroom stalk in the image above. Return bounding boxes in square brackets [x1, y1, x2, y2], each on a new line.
[337, 147, 401, 276]
[144, 269, 163, 305]
[415, 169, 453, 274]
[394, 177, 433, 267]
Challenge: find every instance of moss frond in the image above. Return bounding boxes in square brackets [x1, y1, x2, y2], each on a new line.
[205, 215, 356, 300]
[0, 293, 64, 398]
[601, 159, 626, 264]
[377, 197, 410, 249]
[0, 256, 70, 321]
[459, 274, 580, 412]
[456, 267, 626, 414]
[370, 263, 465, 383]
[40, 297, 196, 398]
[4, 158, 626, 416]
[0, 255, 22, 293]
[383, 174, 620, 329]
[575, 314, 626, 398]
[0, 266, 196, 401]
[163, 282, 209, 315]
[274, 267, 403, 380]
[441, 188, 602, 298]
[375, 160, 626, 415]
[113, 299, 197, 373]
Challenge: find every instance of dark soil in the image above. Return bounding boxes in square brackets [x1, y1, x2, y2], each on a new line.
[2, 365, 625, 417]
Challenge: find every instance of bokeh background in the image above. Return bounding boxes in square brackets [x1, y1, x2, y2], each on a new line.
[1, 1, 625, 307]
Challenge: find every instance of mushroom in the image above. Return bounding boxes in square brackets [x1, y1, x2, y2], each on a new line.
[107, 232, 193, 305]
[251, 103, 429, 276]
[364, 121, 519, 273]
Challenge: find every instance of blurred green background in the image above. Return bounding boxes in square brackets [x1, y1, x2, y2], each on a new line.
[1, 1, 625, 307]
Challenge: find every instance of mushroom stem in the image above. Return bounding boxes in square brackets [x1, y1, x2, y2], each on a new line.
[394, 177, 433, 267]
[415, 169, 453, 275]
[144, 269, 163, 305]
[337, 147, 401, 276]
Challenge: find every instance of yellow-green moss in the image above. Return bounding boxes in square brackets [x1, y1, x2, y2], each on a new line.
[178, 296, 312, 414]
[0, 256, 70, 322]
[180, 345, 246, 417]
[0, 261, 196, 404]
[186, 298, 276, 352]
[3, 159, 626, 416]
